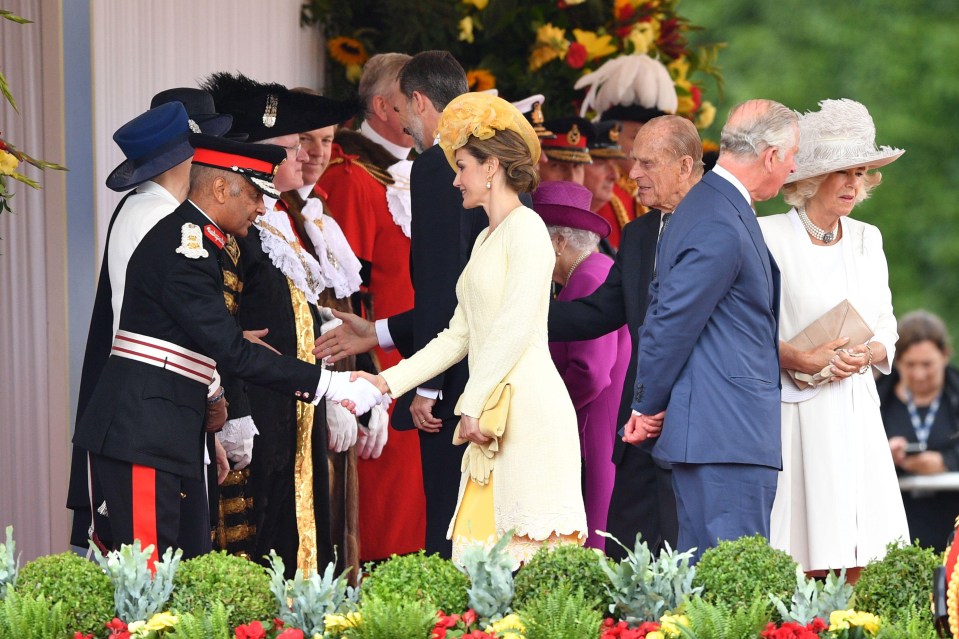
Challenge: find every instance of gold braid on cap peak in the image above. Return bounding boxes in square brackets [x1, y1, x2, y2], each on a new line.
[437, 93, 542, 170]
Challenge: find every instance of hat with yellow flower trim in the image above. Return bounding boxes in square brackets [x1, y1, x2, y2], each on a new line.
[540, 116, 594, 164]
[201, 72, 358, 143]
[436, 92, 542, 171]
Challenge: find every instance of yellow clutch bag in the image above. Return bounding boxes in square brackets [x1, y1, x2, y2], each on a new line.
[453, 383, 511, 485]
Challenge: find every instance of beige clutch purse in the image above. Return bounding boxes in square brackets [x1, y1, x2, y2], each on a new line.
[786, 300, 874, 389]
[453, 383, 511, 485]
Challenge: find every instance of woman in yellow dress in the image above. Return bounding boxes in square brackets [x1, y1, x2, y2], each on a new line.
[360, 92, 587, 566]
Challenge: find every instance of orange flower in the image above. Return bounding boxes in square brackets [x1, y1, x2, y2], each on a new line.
[327, 36, 368, 67]
[467, 69, 496, 92]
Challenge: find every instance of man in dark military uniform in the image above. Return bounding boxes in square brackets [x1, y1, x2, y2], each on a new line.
[73, 135, 383, 568]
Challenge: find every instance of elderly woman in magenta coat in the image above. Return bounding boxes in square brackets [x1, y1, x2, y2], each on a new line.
[538, 181, 631, 550]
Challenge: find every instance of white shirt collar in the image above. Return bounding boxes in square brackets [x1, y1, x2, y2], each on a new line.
[297, 183, 316, 200]
[186, 199, 220, 230]
[360, 120, 412, 161]
[136, 180, 180, 205]
[711, 164, 753, 211]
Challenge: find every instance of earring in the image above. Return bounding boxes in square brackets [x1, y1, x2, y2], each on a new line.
[486, 173, 492, 190]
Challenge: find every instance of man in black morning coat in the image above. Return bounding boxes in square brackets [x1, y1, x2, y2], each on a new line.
[73, 135, 381, 566]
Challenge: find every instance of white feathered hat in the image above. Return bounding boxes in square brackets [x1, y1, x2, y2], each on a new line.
[574, 54, 677, 121]
[786, 98, 904, 184]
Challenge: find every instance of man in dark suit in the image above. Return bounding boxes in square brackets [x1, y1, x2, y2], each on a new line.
[73, 135, 382, 567]
[625, 100, 799, 559]
[547, 115, 703, 559]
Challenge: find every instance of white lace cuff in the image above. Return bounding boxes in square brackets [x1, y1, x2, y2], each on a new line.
[216, 416, 259, 468]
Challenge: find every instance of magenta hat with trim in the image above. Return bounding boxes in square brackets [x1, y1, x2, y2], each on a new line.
[532, 181, 611, 238]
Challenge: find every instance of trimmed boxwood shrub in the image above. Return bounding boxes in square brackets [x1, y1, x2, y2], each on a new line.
[513, 543, 611, 613]
[15, 552, 114, 635]
[361, 551, 469, 613]
[692, 534, 797, 612]
[854, 540, 940, 624]
[169, 551, 275, 629]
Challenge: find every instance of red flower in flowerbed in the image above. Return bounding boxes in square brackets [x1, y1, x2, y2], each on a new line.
[104, 618, 131, 639]
[566, 42, 588, 69]
[600, 618, 663, 639]
[760, 617, 828, 639]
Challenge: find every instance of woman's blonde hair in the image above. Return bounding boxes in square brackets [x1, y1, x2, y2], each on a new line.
[462, 129, 539, 194]
[782, 169, 883, 208]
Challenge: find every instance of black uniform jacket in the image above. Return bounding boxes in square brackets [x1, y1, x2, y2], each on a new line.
[74, 200, 322, 479]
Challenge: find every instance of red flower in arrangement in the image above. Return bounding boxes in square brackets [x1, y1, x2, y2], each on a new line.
[600, 618, 662, 639]
[105, 618, 131, 639]
[462, 609, 478, 626]
[760, 618, 829, 639]
[616, 5, 636, 22]
[275, 629, 304, 639]
[656, 17, 688, 59]
[689, 84, 703, 111]
[566, 41, 588, 68]
[235, 620, 267, 639]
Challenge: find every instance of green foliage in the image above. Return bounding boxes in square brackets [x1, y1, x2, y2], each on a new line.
[600, 532, 702, 623]
[517, 582, 604, 639]
[267, 551, 359, 636]
[853, 540, 939, 624]
[16, 551, 113, 636]
[170, 550, 274, 631]
[342, 595, 436, 639]
[0, 591, 67, 639]
[361, 550, 468, 613]
[457, 534, 514, 622]
[769, 566, 853, 625]
[0, 526, 19, 599]
[692, 535, 796, 614]
[874, 605, 940, 639]
[167, 601, 231, 639]
[512, 543, 611, 613]
[677, 596, 772, 639]
[94, 541, 181, 623]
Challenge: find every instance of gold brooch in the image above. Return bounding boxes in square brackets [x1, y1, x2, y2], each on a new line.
[567, 124, 581, 146]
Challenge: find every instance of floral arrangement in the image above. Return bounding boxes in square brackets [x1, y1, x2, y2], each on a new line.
[301, 0, 722, 129]
[431, 609, 526, 638]
[0, 10, 67, 218]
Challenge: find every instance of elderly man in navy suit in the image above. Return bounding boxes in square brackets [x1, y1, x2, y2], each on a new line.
[624, 99, 799, 559]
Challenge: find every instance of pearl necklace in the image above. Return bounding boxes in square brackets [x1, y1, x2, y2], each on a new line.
[797, 206, 839, 244]
[565, 250, 591, 283]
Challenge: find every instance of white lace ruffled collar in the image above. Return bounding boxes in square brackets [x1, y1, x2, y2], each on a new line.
[299, 197, 363, 298]
[385, 159, 413, 238]
[253, 199, 323, 305]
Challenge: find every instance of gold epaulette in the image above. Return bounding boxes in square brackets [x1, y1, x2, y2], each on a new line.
[327, 156, 394, 188]
[609, 195, 631, 229]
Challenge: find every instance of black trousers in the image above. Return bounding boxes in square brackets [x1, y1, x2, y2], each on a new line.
[418, 417, 463, 559]
[604, 445, 678, 560]
[91, 453, 211, 564]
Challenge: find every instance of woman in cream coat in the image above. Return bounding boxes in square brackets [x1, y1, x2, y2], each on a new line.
[362, 93, 587, 566]
[759, 99, 908, 579]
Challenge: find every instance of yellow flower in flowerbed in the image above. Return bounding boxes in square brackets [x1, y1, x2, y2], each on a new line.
[463, 0, 488, 10]
[324, 610, 362, 634]
[572, 29, 618, 61]
[829, 609, 881, 636]
[485, 612, 526, 638]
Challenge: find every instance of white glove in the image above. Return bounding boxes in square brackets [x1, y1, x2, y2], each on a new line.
[323, 369, 382, 415]
[216, 416, 259, 469]
[326, 399, 358, 453]
[357, 402, 389, 459]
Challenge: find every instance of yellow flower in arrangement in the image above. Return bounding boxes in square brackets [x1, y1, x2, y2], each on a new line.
[563, 0, 588, 5]
[625, 20, 659, 54]
[668, 55, 690, 81]
[658, 613, 690, 638]
[467, 69, 496, 92]
[459, 16, 475, 43]
[572, 28, 618, 61]
[345, 64, 363, 83]
[327, 36, 369, 67]
[529, 23, 569, 71]
[829, 609, 881, 636]
[695, 101, 716, 129]
[463, 0, 489, 10]
[323, 610, 362, 633]
[0, 150, 19, 176]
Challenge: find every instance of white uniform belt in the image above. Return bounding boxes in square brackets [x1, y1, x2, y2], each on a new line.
[111, 330, 216, 385]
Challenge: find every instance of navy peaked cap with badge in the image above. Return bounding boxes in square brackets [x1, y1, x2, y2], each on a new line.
[583, 120, 626, 160]
[151, 88, 234, 137]
[189, 133, 286, 198]
[201, 72, 359, 142]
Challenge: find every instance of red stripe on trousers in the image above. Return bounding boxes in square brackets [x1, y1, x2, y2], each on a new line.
[131, 464, 159, 572]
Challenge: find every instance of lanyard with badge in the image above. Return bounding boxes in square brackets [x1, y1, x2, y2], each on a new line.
[904, 389, 941, 453]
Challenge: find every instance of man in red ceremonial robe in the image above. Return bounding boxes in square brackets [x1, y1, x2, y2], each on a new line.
[319, 53, 427, 561]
